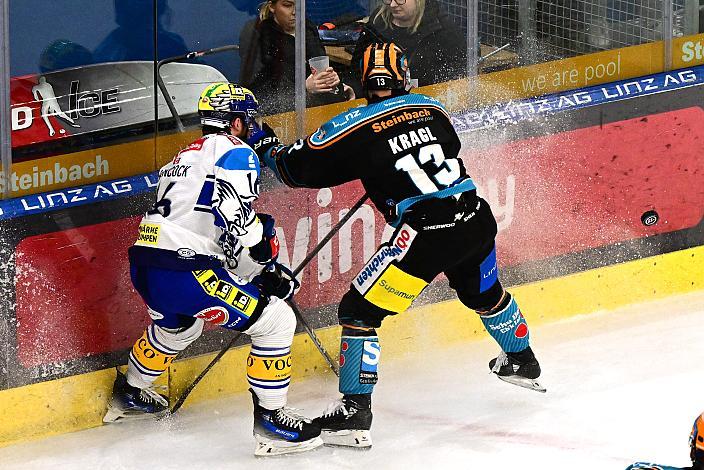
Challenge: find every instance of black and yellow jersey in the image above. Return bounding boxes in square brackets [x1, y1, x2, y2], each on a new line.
[266, 93, 475, 225]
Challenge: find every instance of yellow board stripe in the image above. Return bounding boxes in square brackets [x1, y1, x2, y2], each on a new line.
[0, 246, 701, 447]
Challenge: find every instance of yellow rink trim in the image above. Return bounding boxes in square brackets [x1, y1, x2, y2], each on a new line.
[0, 245, 701, 447]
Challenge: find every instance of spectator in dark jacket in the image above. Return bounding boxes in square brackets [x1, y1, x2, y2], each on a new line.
[239, 0, 354, 115]
[352, 0, 467, 89]
[94, 0, 189, 63]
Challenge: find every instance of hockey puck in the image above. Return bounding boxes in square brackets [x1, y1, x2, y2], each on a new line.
[641, 210, 659, 226]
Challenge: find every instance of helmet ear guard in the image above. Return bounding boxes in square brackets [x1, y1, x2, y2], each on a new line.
[360, 42, 411, 95]
[198, 82, 259, 130]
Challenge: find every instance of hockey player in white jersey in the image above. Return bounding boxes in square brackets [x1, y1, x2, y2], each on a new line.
[103, 82, 322, 456]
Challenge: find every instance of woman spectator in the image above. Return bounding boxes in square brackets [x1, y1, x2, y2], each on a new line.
[239, 0, 354, 115]
[352, 0, 467, 89]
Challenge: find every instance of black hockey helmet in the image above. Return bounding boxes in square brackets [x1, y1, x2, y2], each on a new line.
[360, 42, 411, 95]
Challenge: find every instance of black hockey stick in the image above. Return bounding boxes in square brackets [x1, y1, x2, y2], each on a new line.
[156, 44, 240, 132]
[170, 192, 368, 413]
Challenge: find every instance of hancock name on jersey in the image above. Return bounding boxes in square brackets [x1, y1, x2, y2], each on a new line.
[158, 165, 191, 178]
[388, 126, 438, 154]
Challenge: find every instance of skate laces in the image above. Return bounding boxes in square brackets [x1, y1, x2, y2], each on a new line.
[275, 407, 309, 430]
[491, 351, 509, 374]
[139, 387, 168, 407]
[321, 399, 350, 418]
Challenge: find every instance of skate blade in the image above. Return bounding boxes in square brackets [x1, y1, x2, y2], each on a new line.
[321, 429, 372, 448]
[103, 404, 169, 424]
[254, 435, 324, 457]
[494, 373, 547, 393]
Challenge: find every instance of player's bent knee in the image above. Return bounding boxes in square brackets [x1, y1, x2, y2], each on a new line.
[457, 281, 505, 313]
[155, 319, 204, 351]
[338, 290, 388, 329]
[245, 297, 296, 347]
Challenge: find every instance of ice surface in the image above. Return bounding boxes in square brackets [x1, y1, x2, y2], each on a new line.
[1, 290, 703, 470]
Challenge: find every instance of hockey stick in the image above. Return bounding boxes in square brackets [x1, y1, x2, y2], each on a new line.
[156, 44, 240, 132]
[170, 192, 369, 413]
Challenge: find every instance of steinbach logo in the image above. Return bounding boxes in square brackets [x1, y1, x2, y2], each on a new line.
[12, 76, 121, 136]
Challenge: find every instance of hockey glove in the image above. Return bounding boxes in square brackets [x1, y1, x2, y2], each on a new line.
[247, 121, 280, 169]
[253, 263, 300, 300]
[248, 213, 279, 265]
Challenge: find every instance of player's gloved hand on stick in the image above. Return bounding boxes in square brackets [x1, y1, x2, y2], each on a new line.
[247, 121, 280, 168]
[253, 263, 300, 300]
[248, 213, 279, 265]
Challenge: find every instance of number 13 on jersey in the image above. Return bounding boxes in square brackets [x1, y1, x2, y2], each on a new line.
[395, 144, 461, 194]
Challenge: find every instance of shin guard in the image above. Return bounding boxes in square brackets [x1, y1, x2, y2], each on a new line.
[127, 320, 203, 389]
[247, 345, 292, 410]
[339, 328, 380, 395]
[245, 298, 296, 410]
[480, 294, 530, 353]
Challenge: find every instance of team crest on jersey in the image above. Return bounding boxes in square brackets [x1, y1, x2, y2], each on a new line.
[194, 306, 230, 326]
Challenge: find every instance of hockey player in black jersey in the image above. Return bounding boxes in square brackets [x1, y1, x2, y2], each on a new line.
[249, 43, 544, 448]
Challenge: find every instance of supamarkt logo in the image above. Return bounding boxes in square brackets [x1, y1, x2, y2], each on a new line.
[12, 76, 121, 136]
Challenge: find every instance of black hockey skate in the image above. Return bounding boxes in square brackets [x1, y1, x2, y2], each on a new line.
[103, 371, 170, 423]
[489, 347, 546, 393]
[313, 395, 373, 448]
[251, 389, 323, 456]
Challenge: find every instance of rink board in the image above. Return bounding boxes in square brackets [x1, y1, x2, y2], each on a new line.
[0, 245, 701, 446]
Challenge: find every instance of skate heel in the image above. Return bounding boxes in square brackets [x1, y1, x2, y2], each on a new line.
[321, 429, 372, 448]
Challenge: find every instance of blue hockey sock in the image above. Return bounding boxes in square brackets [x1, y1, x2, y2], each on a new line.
[480, 294, 530, 353]
[339, 329, 380, 395]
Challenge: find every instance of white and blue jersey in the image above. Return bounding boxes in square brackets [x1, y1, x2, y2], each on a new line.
[133, 132, 264, 276]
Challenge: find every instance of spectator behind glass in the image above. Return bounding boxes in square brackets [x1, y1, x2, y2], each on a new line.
[93, 0, 190, 62]
[239, 0, 354, 115]
[39, 39, 94, 73]
[352, 0, 467, 89]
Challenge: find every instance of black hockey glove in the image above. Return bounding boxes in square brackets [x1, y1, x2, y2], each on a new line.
[253, 263, 300, 300]
[248, 213, 279, 265]
[247, 121, 280, 167]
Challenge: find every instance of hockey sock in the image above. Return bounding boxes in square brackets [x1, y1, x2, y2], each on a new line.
[339, 327, 380, 395]
[127, 320, 204, 389]
[244, 298, 296, 410]
[479, 293, 530, 353]
[247, 344, 291, 410]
